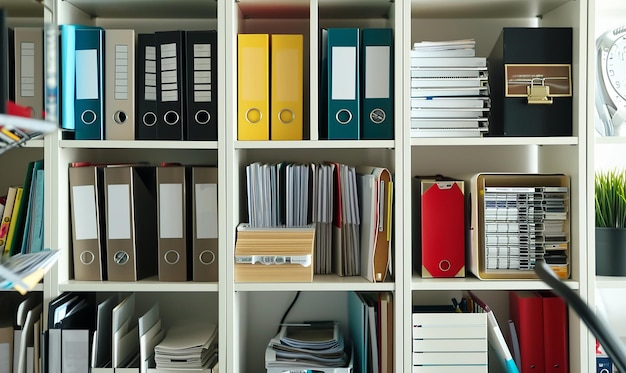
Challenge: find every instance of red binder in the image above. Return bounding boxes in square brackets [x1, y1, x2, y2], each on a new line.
[540, 291, 569, 373]
[510, 291, 545, 373]
[415, 176, 465, 277]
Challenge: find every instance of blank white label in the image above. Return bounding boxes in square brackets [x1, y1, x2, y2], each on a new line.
[331, 46, 356, 100]
[196, 183, 217, 239]
[365, 46, 390, 99]
[72, 185, 98, 240]
[76, 49, 99, 100]
[159, 183, 183, 239]
[107, 184, 131, 240]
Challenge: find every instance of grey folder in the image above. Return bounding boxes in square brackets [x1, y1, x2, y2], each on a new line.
[13, 27, 44, 119]
[105, 29, 135, 140]
[69, 164, 106, 281]
[156, 166, 189, 282]
[191, 166, 218, 282]
[104, 166, 158, 281]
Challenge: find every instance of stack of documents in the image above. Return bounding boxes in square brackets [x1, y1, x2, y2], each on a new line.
[0, 249, 59, 294]
[154, 321, 217, 370]
[357, 167, 393, 283]
[246, 162, 311, 228]
[410, 39, 490, 138]
[234, 223, 315, 282]
[329, 162, 361, 277]
[470, 173, 570, 279]
[312, 163, 334, 275]
[265, 322, 352, 372]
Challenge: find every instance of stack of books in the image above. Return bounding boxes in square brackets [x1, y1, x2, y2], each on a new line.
[154, 321, 218, 371]
[409, 39, 490, 138]
[265, 322, 353, 373]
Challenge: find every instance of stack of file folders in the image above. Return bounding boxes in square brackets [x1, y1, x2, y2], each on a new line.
[265, 322, 353, 373]
[246, 162, 311, 228]
[154, 321, 218, 371]
[410, 39, 490, 138]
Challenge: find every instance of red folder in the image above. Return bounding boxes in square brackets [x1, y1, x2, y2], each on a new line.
[540, 291, 569, 373]
[417, 177, 465, 277]
[510, 291, 545, 373]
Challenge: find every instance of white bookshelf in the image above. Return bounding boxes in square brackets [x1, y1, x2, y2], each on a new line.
[0, 0, 595, 371]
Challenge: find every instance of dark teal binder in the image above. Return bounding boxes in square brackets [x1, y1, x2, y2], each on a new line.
[326, 28, 360, 140]
[73, 26, 104, 140]
[360, 28, 394, 140]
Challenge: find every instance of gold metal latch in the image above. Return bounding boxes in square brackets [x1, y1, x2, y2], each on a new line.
[526, 77, 553, 105]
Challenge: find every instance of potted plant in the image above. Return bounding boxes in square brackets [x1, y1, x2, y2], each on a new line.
[595, 168, 626, 275]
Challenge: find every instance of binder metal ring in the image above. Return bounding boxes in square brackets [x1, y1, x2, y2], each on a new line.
[81, 109, 97, 125]
[195, 110, 211, 125]
[164, 250, 180, 265]
[164, 110, 180, 125]
[113, 250, 129, 265]
[114, 110, 128, 124]
[245, 108, 262, 124]
[278, 109, 295, 124]
[143, 112, 157, 127]
[199, 250, 216, 265]
[80, 251, 95, 265]
[370, 108, 386, 124]
[439, 259, 451, 272]
[335, 109, 352, 125]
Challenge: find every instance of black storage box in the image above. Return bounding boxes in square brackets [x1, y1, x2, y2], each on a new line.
[488, 27, 573, 136]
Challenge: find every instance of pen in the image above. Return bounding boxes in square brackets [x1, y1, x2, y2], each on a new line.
[452, 298, 461, 313]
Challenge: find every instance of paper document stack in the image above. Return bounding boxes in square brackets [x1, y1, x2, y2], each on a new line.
[0, 250, 60, 294]
[154, 321, 218, 371]
[0, 101, 58, 156]
[470, 173, 570, 279]
[265, 322, 353, 373]
[410, 39, 490, 138]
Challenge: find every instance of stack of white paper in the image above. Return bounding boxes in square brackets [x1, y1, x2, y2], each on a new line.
[265, 322, 352, 371]
[246, 162, 311, 228]
[312, 163, 334, 275]
[154, 321, 217, 370]
[409, 39, 491, 138]
[0, 249, 60, 294]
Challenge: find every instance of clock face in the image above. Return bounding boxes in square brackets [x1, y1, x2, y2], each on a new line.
[606, 34, 626, 100]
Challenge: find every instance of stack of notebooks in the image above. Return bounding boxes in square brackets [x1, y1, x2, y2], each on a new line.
[154, 321, 218, 371]
[410, 39, 490, 138]
[265, 322, 353, 373]
[234, 223, 315, 282]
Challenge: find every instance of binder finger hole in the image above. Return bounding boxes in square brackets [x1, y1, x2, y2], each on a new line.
[370, 108, 386, 124]
[81, 110, 97, 125]
[278, 109, 295, 124]
[245, 108, 262, 124]
[439, 260, 451, 272]
[164, 110, 180, 125]
[114, 110, 128, 124]
[199, 250, 216, 265]
[143, 112, 157, 127]
[195, 110, 211, 125]
[335, 109, 352, 125]
[164, 250, 180, 265]
[80, 251, 95, 265]
[113, 250, 130, 265]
